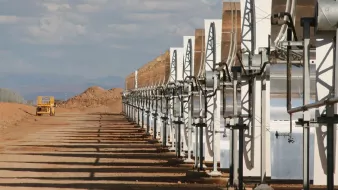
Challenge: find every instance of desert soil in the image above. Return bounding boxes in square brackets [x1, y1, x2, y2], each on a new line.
[0, 109, 225, 190]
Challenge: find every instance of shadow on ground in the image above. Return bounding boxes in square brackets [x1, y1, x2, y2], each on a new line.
[0, 113, 224, 190]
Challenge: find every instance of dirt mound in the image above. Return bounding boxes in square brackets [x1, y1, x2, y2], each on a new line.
[0, 103, 35, 129]
[59, 86, 123, 113]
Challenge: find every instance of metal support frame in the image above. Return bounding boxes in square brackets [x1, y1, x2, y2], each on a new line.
[272, 2, 338, 188]
[203, 19, 222, 176]
[121, 2, 338, 190]
[152, 89, 159, 140]
[183, 36, 195, 163]
[146, 89, 151, 135]
[260, 49, 269, 184]
[225, 66, 249, 190]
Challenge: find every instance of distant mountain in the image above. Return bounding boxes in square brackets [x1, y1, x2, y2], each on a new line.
[0, 73, 124, 100]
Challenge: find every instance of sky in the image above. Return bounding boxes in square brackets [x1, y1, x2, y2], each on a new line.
[0, 0, 224, 79]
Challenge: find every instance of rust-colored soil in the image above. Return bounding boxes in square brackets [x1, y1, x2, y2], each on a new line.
[0, 111, 225, 190]
[0, 103, 35, 130]
[59, 86, 123, 113]
[0, 103, 334, 189]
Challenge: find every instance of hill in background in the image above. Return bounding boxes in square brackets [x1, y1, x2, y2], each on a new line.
[59, 86, 123, 113]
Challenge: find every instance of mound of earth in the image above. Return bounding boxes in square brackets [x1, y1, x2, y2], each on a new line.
[0, 103, 35, 129]
[59, 86, 123, 113]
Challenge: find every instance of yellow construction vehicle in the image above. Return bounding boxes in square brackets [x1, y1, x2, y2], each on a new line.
[36, 96, 55, 116]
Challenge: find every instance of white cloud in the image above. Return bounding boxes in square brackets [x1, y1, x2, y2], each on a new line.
[76, 4, 100, 13]
[83, 0, 108, 5]
[168, 23, 195, 36]
[108, 23, 139, 33]
[0, 0, 223, 79]
[201, 0, 223, 6]
[0, 15, 18, 24]
[125, 13, 172, 22]
[0, 15, 35, 25]
[42, 3, 71, 12]
[25, 15, 86, 44]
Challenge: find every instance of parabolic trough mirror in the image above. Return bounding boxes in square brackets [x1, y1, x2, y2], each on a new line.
[217, 64, 317, 180]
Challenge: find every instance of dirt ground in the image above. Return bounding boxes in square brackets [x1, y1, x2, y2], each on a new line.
[0, 106, 225, 190]
[0, 103, 35, 130]
[0, 103, 333, 190]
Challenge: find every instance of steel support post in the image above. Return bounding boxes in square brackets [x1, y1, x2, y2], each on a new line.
[195, 90, 203, 168]
[127, 100, 129, 116]
[326, 106, 335, 190]
[125, 101, 128, 117]
[130, 98, 133, 121]
[146, 96, 151, 135]
[326, 28, 338, 190]
[129, 101, 132, 119]
[238, 120, 244, 190]
[153, 97, 158, 139]
[150, 92, 153, 133]
[258, 48, 270, 187]
[176, 92, 184, 158]
[232, 71, 239, 187]
[162, 118, 167, 147]
[185, 84, 193, 162]
[238, 77, 244, 190]
[137, 99, 140, 126]
[199, 119, 204, 171]
[127, 101, 130, 119]
[210, 71, 221, 176]
[130, 102, 132, 119]
[261, 68, 267, 184]
[127, 100, 130, 120]
[141, 96, 145, 129]
[132, 98, 135, 122]
[133, 100, 135, 121]
[300, 18, 312, 190]
[176, 118, 182, 158]
[134, 99, 136, 122]
[194, 123, 199, 168]
[229, 124, 234, 186]
[131, 101, 133, 120]
[169, 94, 176, 151]
[162, 97, 169, 147]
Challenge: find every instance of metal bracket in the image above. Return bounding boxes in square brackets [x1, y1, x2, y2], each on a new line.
[173, 120, 184, 124]
[317, 114, 338, 124]
[192, 122, 207, 128]
[295, 118, 317, 127]
[225, 124, 249, 130]
[275, 131, 295, 143]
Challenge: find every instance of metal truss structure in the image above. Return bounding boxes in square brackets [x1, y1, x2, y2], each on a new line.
[122, 1, 338, 190]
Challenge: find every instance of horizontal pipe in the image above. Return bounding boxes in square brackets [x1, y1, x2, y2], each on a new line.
[272, 60, 303, 64]
[288, 96, 338, 114]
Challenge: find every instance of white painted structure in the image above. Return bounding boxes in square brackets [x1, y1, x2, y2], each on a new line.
[240, 0, 272, 178]
[203, 19, 222, 163]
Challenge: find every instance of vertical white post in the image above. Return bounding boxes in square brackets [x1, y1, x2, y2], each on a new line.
[240, 0, 272, 177]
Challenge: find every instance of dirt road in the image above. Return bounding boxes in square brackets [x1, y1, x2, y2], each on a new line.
[0, 112, 224, 190]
